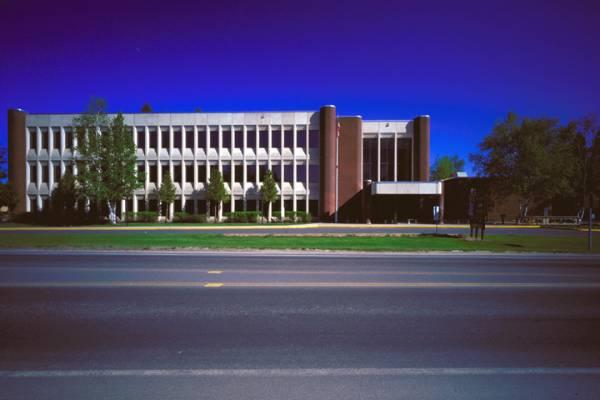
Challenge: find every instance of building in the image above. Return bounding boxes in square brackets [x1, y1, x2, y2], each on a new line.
[8, 105, 436, 222]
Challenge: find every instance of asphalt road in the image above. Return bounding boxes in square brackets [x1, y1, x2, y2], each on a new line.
[1, 251, 600, 399]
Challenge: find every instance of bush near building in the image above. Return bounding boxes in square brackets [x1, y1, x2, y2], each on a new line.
[225, 211, 262, 223]
[126, 211, 159, 222]
[284, 211, 312, 223]
[173, 212, 207, 223]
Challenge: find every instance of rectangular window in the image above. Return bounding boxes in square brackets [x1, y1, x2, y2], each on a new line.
[234, 164, 243, 183]
[65, 128, 73, 149]
[173, 127, 182, 149]
[363, 138, 378, 181]
[259, 126, 268, 148]
[234, 126, 243, 148]
[209, 126, 219, 148]
[296, 127, 307, 148]
[29, 164, 37, 183]
[198, 164, 206, 182]
[149, 127, 158, 149]
[197, 126, 206, 150]
[380, 138, 394, 181]
[247, 127, 256, 148]
[246, 200, 257, 211]
[174, 164, 182, 183]
[222, 127, 231, 148]
[185, 127, 194, 149]
[284, 164, 293, 182]
[186, 165, 193, 183]
[161, 164, 170, 181]
[160, 127, 170, 149]
[40, 128, 49, 149]
[309, 129, 319, 149]
[137, 198, 146, 212]
[246, 163, 256, 183]
[271, 127, 281, 148]
[284, 199, 293, 212]
[29, 128, 37, 150]
[53, 164, 61, 181]
[284, 127, 293, 148]
[185, 200, 194, 214]
[272, 165, 281, 182]
[149, 164, 157, 183]
[41, 163, 49, 183]
[235, 199, 243, 212]
[52, 128, 61, 150]
[296, 164, 306, 182]
[397, 138, 411, 181]
[259, 164, 269, 182]
[222, 164, 231, 182]
[137, 127, 145, 149]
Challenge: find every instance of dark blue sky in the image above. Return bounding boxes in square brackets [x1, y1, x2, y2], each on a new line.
[2, 0, 599, 173]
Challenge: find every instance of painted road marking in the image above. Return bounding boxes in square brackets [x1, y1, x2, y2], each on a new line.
[1, 368, 600, 378]
[1, 281, 600, 289]
[207, 270, 223, 274]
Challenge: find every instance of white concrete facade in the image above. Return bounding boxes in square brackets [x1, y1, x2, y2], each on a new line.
[23, 111, 321, 219]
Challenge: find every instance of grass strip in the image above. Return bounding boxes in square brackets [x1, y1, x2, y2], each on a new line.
[0, 233, 598, 253]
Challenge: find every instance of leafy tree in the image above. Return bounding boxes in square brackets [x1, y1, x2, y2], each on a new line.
[74, 99, 141, 223]
[141, 103, 153, 113]
[206, 168, 230, 222]
[430, 155, 465, 180]
[568, 116, 600, 210]
[0, 183, 18, 212]
[260, 170, 279, 222]
[157, 173, 177, 221]
[101, 113, 141, 223]
[51, 170, 81, 224]
[470, 113, 574, 219]
[74, 98, 110, 219]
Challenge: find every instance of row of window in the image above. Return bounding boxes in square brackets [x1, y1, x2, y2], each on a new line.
[30, 197, 320, 217]
[363, 138, 412, 181]
[135, 126, 320, 151]
[28, 163, 320, 186]
[28, 128, 74, 150]
[27, 126, 320, 152]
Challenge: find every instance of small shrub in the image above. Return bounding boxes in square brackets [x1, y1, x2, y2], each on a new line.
[224, 211, 262, 223]
[283, 211, 311, 223]
[128, 211, 159, 222]
[174, 212, 207, 223]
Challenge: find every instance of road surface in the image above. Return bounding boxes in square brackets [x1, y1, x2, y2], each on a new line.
[1, 251, 599, 399]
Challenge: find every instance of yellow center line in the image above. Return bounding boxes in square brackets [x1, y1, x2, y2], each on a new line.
[207, 270, 223, 274]
[203, 283, 224, 288]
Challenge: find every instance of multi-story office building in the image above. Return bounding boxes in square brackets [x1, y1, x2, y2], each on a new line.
[8, 105, 438, 222]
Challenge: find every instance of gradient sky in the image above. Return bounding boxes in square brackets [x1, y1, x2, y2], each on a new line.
[1, 0, 599, 174]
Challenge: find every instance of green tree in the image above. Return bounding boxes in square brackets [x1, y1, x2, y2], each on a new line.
[470, 112, 575, 219]
[430, 155, 465, 180]
[157, 173, 177, 221]
[0, 183, 18, 213]
[568, 116, 600, 211]
[74, 99, 141, 224]
[73, 98, 110, 220]
[206, 168, 230, 222]
[260, 170, 279, 222]
[51, 170, 81, 224]
[141, 103, 153, 113]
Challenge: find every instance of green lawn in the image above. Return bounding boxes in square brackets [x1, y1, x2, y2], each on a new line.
[0, 233, 598, 253]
